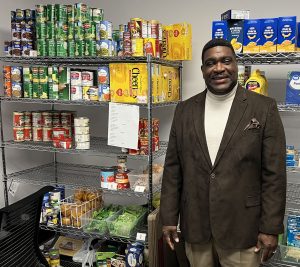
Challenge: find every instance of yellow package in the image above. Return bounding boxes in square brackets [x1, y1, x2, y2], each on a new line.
[162, 23, 192, 60]
[245, 69, 268, 96]
[152, 64, 162, 103]
[161, 66, 180, 102]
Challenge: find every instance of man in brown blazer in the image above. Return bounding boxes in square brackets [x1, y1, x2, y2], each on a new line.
[160, 38, 286, 267]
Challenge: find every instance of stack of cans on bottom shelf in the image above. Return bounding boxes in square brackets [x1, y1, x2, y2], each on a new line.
[74, 117, 90, 149]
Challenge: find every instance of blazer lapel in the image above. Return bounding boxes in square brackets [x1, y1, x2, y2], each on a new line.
[193, 90, 213, 169]
[213, 86, 248, 170]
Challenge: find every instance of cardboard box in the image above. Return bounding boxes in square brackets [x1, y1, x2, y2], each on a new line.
[277, 16, 296, 52]
[227, 20, 244, 53]
[243, 19, 261, 53]
[161, 66, 180, 102]
[221, 9, 250, 20]
[286, 71, 300, 104]
[212, 21, 228, 40]
[260, 18, 278, 53]
[296, 22, 300, 51]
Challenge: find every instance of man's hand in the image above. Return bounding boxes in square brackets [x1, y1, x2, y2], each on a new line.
[254, 233, 278, 263]
[162, 225, 179, 250]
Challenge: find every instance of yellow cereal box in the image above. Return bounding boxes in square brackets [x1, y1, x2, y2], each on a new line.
[161, 66, 180, 102]
[162, 23, 192, 60]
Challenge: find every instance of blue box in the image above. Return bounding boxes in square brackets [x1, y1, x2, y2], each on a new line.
[286, 71, 300, 104]
[260, 18, 278, 53]
[221, 10, 250, 20]
[277, 16, 296, 52]
[212, 21, 228, 40]
[243, 19, 261, 53]
[227, 20, 244, 53]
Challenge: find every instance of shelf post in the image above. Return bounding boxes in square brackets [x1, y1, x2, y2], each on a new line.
[51, 104, 58, 185]
[0, 101, 8, 206]
[147, 54, 153, 213]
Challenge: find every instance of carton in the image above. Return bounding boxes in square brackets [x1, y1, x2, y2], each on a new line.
[212, 21, 228, 40]
[260, 18, 278, 53]
[161, 66, 180, 102]
[243, 19, 261, 53]
[277, 16, 296, 52]
[286, 71, 300, 104]
[227, 20, 244, 53]
[221, 10, 250, 20]
[296, 22, 300, 51]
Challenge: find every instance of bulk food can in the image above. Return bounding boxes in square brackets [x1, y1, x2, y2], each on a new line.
[43, 127, 53, 141]
[32, 112, 42, 127]
[32, 83, 39, 98]
[11, 11, 16, 22]
[11, 66, 22, 82]
[13, 127, 24, 142]
[67, 22, 75, 40]
[35, 5, 47, 23]
[56, 40, 67, 57]
[85, 40, 96, 56]
[99, 40, 112, 56]
[33, 127, 43, 141]
[11, 40, 22, 57]
[13, 112, 24, 127]
[42, 111, 52, 127]
[88, 86, 98, 101]
[68, 40, 75, 57]
[31, 67, 39, 83]
[75, 134, 90, 142]
[74, 126, 89, 135]
[55, 4, 67, 22]
[99, 84, 110, 101]
[15, 9, 25, 21]
[37, 39, 47, 56]
[97, 65, 109, 85]
[130, 18, 143, 39]
[74, 22, 84, 40]
[71, 86, 82, 100]
[3, 66, 12, 97]
[47, 4, 55, 22]
[47, 39, 56, 57]
[12, 82, 23, 98]
[21, 24, 33, 41]
[95, 22, 101, 41]
[91, 8, 104, 22]
[47, 21, 55, 39]
[75, 40, 84, 56]
[49, 83, 59, 100]
[25, 9, 35, 21]
[23, 81, 33, 98]
[83, 21, 93, 40]
[100, 167, 115, 188]
[52, 112, 60, 126]
[22, 41, 33, 57]
[56, 22, 68, 41]
[39, 83, 48, 99]
[36, 23, 47, 39]
[61, 112, 73, 126]
[100, 21, 112, 40]
[70, 70, 82, 86]
[81, 71, 94, 86]
[75, 3, 88, 23]
[67, 5, 75, 23]
[24, 111, 32, 126]
[24, 126, 32, 141]
[76, 141, 90, 150]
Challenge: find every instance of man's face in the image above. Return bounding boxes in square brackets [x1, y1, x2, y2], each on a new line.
[201, 46, 238, 95]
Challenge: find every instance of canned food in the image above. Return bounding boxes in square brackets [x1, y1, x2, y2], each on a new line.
[74, 126, 89, 135]
[11, 66, 22, 82]
[81, 71, 94, 86]
[36, 23, 47, 39]
[25, 9, 35, 21]
[47, 4, 55, 22]
[3, 66, 12, 97]
[67, 22, 75, 40]
[31, 67, 39, 83]
[83, 21, 93, 40]
[55, 4, 67, 22]
[43, 127, 53, 141]
[56, 40, 67, 57]
[60, 138, 72, 149]
[130, 18, 143, 39]
[53, 138, 61, 148]
[23, 81, 33, 98]
[53, 127, 65, 139]
[85, 40, 96, 56]
[61, 112, 72, 126]
[52, 112, 60, 126]
[75, 134, 90, 142]
[97, 65, 109, 84]
[88, 86, 98, 101]
[117, 155, 127, 173]
[74, 117, 89, 127]
[11, 40, 22, 57]
[83, 86, 90, 100]
[144, 38, 156, 56]
[39, 67, 48, 83]
[67, 5, 75, 23]
[22, 41, 33, 57]
[56, 22, 68, 41]
[149, 20, 159, 39]
[68, 40, 75, 57]
[95, 22, 101, 41]
[15, 9, 25, 21]
[101, 167, 115, 188]
[42, 112, 52, 127]
[98, 40, 112, 56]
[75, 141, 90, 150]
[11, 11, 16, 22]
[48, 83, 59, 100]
[132, 38, 144, 56]
[13, 112, 24, 127]
[74, 22, 84, 40]
[13, 127, 24, 142]
[4, 41, 12, 56]
[70, 86, 83, 100]
[71, 71, 82, 86]
[33, 127, 43, 142]
[75, 39, 84, 56]
[24, 111, 32, 126]
[100, 21, 112, 40]
[24, 126, 32, 141]
[21, 24, 33, 41]
[37, 39, 47, 56]
[47, 21, 55, 39]
[63, 126, 72, 138]
[32, 83, 39, 98]
[35, 5, 47, 23]
[12, 82, 23, 98]
[47, 39, 56, 57]
[98, 84, 110, 102]
[32, 112, 42, 127]
[91, 8, 103, 22]
[74, 3, 88, 23]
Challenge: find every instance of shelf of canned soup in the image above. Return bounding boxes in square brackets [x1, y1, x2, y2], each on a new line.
[5, 4, 191, 60]
[3, 64, 181, 104]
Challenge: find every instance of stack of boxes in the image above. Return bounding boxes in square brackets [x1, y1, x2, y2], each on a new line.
[74, 117, 90, 150]
[212, 10, 298, 53]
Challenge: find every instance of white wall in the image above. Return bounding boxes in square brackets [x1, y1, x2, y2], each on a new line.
[1, 0, 300, 207]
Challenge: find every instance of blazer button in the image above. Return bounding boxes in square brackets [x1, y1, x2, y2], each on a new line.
[210, 173, 216, 179]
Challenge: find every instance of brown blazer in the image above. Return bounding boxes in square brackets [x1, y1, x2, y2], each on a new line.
[160, 86, 286, 249]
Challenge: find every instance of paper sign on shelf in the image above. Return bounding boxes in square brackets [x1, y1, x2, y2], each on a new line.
[108, 102, 139, 149]
[136, 232, 147, 242]
[134, 186, 146, 193]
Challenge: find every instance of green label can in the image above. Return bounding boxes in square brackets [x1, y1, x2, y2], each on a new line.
[37, 39, 47, 56]
[68, 40, 75, 57]
[85, 40, 96, 56]
[35, 5, 47, 23]
[67, 22, 75, 40]
[56, 22, 68, 41]
[48, 66, 58, 84]
[31, 67, 39, 83]
[91, 8, 104, 22]
[39, 67, 48, 84]
[47, 4, 55, 22]
[84, 21, 93, 40]
[40, 83, 49, 99]
[47, 39, 56, 57]
[49, 82, 59, 99]
[74, 22, 84, 40]
[75, 3, 88, 22]
[36, 23, 47, 39]
[32, 82, 39, 98]
[67, 5, 75, 23]
[23, 67, 32, 82]
[75, 40, 84, 56]
[56, 40, 68, 57]
[46, 21, 55, 39]
[55, 4, 67, 22]
[24, 81, 33, 98]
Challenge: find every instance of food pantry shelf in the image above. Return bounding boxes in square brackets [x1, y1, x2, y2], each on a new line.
[0, 96, 180, 108]
[2, 137, 168, 160]
[0, 56, 183, 68]
[237, 52, 300, 65]
[39, 223, 148, 246]
[265, 249, 300, 267]
[6, 162, 162, 198]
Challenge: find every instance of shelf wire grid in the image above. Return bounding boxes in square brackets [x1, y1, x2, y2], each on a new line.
[1, 137, 168, 160]
[5, 162, 162, 199]
[237, 52, 300, 65]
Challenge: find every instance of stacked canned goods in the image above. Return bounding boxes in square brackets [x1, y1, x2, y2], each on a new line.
[97, 65, 110, 101]
[13, 111, 31, 142]
[11, 66, 23, 98]
[5, 8, 36, 57]
[74, 117, 90, 149]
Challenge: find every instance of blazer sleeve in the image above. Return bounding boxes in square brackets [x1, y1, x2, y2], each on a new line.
[160, 103, 183, 226]
[259, 98, 286, 235]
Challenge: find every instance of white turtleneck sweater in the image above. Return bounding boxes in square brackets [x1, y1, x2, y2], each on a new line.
[204, 84, 238, 165]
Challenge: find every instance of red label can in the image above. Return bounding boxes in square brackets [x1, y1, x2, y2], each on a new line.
[33, 127, 43, 141]
[53, 127, 65, 139]
[42, 112, 53, 127]
[13, 112, 24, 127]
[13, 127, 24, 142]
[32, 112, 42, 127]
[43, 127, 53, 141]
[24, 111, 32, 126]
[24, 126, 32, 141]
